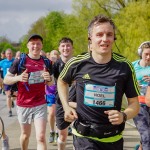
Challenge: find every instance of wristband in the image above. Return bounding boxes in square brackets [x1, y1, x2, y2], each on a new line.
[121, 112, 127, 123]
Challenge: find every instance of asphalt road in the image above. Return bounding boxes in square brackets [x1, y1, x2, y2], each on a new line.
[0, 94, 18, 128]
[0, 94, 73, 150]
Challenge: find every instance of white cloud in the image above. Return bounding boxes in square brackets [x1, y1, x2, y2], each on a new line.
[0, 0, 73, 42]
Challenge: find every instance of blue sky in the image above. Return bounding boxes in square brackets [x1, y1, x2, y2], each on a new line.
[0, 0, 73, 42]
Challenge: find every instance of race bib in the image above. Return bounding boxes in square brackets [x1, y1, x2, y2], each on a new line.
[84, 84, 115, 108]
[28, 70, 44, 84]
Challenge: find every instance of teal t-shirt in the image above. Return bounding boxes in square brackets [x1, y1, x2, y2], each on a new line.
[0, 58, 15, 78]
[132, 60, 150, 95]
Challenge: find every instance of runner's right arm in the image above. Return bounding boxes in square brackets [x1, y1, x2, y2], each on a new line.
[57, 77, 78, 122]
[3, 59, 28, 85]
[4, 69, 28, 85]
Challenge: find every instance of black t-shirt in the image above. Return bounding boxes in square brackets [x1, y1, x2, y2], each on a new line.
[53, 58, 65, 80]
[59, 52, 140, 124]
[68, 83, 76, 102]
[53, 57, 75, 104]
[53, 58, 66, 104]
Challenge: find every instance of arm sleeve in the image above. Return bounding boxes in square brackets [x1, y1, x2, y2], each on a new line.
[53, 62, 59, 79]
[49, 60, 53, 75]
[68, 84, 76, 102]
[9, 59, 20, 75]
[59, 62, 75, 85]
[124, 62, 140, 98]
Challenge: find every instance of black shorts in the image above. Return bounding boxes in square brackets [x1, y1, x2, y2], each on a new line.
[55, 84, 75, 130]
[0, 70, 3, 79]
[73, 135, 123, 150]
[4, 84, 18, 92]
[4, 84, 12, 91]
[56, 102, 71, 130]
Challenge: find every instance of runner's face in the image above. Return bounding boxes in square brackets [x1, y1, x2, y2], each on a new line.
[5, 50, 13, 60]
[142, 48, 150, 64]
[15, 51, 21, 59]
[59, 42, 73, 58]
[27, 39, 43, 57]
[50, 51, 59, 62]
[90, 22, 115, 55]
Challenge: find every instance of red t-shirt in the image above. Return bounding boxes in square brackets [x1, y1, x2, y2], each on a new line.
[9, 55, 49, 107]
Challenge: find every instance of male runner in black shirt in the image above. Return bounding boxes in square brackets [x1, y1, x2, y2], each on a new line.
[57, 14, 140, 150]
[53, 37, 73, 150]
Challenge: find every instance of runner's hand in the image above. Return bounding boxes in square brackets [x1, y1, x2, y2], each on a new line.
[64, 106, 78, 122]
[41, 68, 51, 81]
[104, 110, 123, 125]
[143, 75, 150, 82]
[19, 69, 28, 82]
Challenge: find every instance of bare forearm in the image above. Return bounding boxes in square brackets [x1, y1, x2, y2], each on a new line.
[145, 86, 150, 107]
[57, 77, 70, 110]
[69, 102, 77, 109]
[124, 97, 140, 120]
[4, 73, 19, 85]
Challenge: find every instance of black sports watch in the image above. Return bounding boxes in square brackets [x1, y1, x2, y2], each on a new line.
[121, 112, 127, 123]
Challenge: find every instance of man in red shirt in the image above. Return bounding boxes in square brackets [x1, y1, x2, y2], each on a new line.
[4, 34, 54, 150]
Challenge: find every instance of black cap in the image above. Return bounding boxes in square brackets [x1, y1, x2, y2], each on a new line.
[28, 34, 43, 43]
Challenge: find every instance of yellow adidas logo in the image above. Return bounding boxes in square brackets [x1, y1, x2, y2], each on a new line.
[82, 74, 90, 79]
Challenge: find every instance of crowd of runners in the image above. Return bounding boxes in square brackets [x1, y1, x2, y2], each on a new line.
[0, 14, 150, 150]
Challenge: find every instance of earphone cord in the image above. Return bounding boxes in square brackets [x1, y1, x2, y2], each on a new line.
[114, 41, 120, 53]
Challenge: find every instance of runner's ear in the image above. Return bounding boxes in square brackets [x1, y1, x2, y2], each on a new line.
[88, 37, 92, 44]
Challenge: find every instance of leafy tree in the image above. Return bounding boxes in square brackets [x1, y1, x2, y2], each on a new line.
[44, 11, 67, 51]
[20, 17, 47, 53]
[72, 0, 150, 60]
[114, 1, 150, 61]
[0, 41, 17, 55]
[28, 17, 46, 36]
[19, 0, 150, 60]
[62, 14, 88, 55]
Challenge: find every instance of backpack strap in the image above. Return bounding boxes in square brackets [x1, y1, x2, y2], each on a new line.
[18, 54, 51, 74]
[18, 53, 26, 74]
[41, 56, 52, 74]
